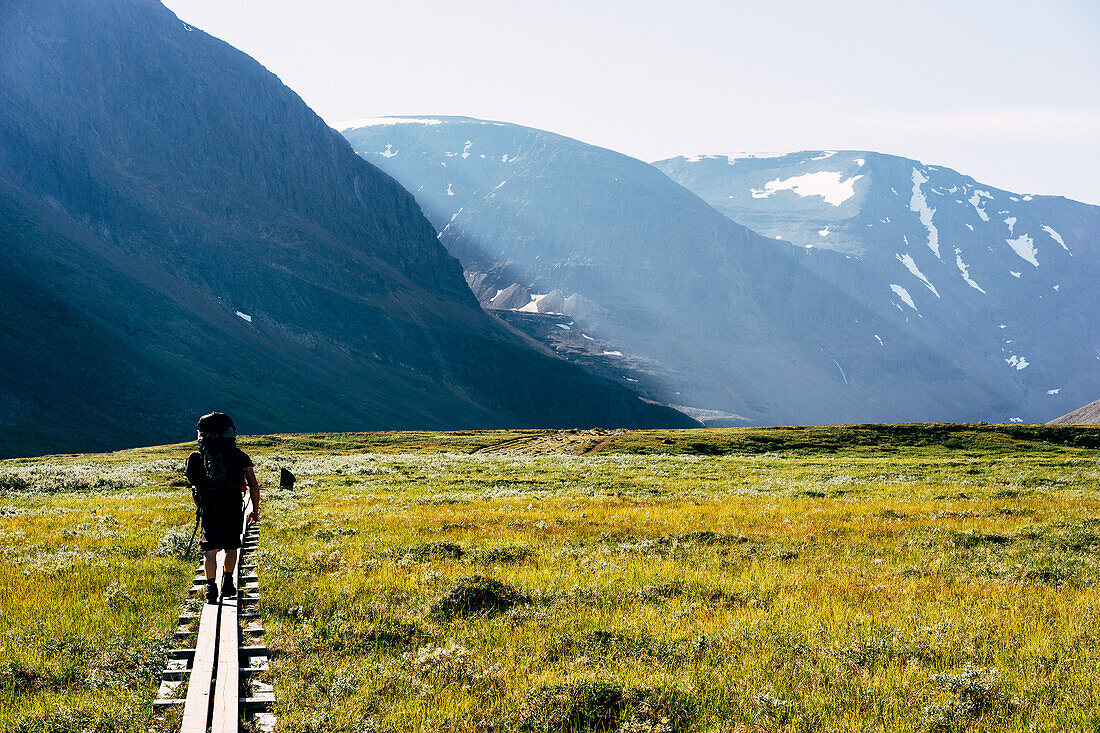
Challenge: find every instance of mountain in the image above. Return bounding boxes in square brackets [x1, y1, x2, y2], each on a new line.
[1049, 398, 1100, 425]
[653, 151, 1100, 421]
[0, 1, 692, 457]
[341, 117, 1047, 426]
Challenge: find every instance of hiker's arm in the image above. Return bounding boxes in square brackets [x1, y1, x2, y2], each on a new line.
[244, 466, 261, 523]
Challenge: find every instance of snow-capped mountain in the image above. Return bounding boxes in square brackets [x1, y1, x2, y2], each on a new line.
[654, 151, 1100, 420]
[339, 117, 1094, 424]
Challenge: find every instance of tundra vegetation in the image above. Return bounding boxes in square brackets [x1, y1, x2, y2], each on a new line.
[0, 425, 1098, 732]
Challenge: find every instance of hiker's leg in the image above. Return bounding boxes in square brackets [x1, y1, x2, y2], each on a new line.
[204, 549, 219, 579]
[223, 548, 237, 573]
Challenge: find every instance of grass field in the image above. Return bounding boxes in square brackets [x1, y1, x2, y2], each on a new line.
[1, 425, 1098, 732]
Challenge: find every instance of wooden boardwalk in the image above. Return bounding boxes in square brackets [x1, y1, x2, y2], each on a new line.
[154, 496, 275, 731]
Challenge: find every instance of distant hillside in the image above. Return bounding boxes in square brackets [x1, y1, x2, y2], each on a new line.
[655, 151, 1100, 422]
[0, 2, 692, 457]
[1049, 398, 1100, 425]
[341, 117, 1095, 425]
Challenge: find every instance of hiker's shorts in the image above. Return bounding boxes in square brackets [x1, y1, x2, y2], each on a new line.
[198, 489, 244, 551]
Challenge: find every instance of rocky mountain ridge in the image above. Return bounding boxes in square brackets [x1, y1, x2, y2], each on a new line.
[342, 118, 1099, 425]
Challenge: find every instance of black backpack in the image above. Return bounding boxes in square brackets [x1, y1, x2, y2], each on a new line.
[188, 411, 239, 504]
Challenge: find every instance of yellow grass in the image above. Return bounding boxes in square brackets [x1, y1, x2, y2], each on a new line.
[1, 427, 1098, 732]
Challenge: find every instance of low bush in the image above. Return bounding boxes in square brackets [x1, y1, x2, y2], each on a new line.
[430, 575, 530, 619]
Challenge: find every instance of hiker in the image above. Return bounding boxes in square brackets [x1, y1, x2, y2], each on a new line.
[185, 411, 261, 603]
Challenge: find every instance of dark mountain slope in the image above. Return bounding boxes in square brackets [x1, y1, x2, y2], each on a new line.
[0, 0, 691, 457]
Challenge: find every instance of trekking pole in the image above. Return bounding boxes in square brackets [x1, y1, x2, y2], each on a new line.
[185, 506, 201, 555]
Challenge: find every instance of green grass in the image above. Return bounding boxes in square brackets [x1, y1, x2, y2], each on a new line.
[1, 425, 1098, 732]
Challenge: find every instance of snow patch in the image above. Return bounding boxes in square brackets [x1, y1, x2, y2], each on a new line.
[1041, 225, 1069, 251]
[602, 350, 623, 356]
[909, 169, 940, 258]
[235, 311, 252, 323]
[889, 284, 917, 311]
[750, 171, 863, 206]
[725, 151, 793, 160]
[501, 154, 511, 163]
[855, 158, 865, 166]
[1047, 388, 1061, 395]
[494, 180, 507, 189]
[1005, 354, 1029, 370]
[874, 334, 883, 346]
[1005, 234, 1039, 267]
[518, 293, 564, 315]
[1010, 271, 1021, 278]
[818, 226, 831, 237]
[954, 249, 986, 293]
[896, 251, 940, 298]
[811, 151, 837, 160]
[1009, 417, 1023, 423]
[336, 117, 443, 130]
[446, 183, 454, 197]
[555, 323, 571, 330]
[581, 333, 595, 341]
[1053, 284, 1060, 291]
[968, 190, 992, 221]
[832, 359, 849, 385]
[1004, 216, 1016, 234]
[461, 140, 472, 159]
[379, 144, 397, 158]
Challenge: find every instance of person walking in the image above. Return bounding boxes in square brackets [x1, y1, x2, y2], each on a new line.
[185, 411, 261, 603]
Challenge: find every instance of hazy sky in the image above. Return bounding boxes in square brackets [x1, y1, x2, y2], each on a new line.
[163, 0, 1100, 204]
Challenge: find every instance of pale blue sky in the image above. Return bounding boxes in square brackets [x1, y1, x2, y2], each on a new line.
[163, 0, 1100, 204]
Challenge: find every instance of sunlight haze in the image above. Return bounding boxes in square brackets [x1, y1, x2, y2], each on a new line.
[164, 0, 1100, 203]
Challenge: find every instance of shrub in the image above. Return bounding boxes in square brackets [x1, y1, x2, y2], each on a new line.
[155, 526, 201, 561]
[921, 666, 1012, 731]
[0, 472, 30, 493]
[472, 545, 535, 565]
[519, 681, 694, 733]
[520, 680, 625, 732]
[403, 541, 465, 563]
[430, 575, 530, 619]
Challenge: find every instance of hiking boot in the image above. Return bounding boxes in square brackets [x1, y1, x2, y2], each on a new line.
[204, 581, 219, 604]
[221, 574, 236, 599]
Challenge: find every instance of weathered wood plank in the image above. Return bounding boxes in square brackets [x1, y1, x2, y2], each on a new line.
[209, 494, 251, 732]
[180, 553, 223, 732]
[211, 591, 239, 732]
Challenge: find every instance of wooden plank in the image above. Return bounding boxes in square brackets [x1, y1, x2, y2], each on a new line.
[180, 552, 224, 733]
[210, 492, 252, 732]
[211, 590, 239, 732]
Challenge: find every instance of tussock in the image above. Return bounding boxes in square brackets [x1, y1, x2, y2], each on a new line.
[430, 575, 530, 619]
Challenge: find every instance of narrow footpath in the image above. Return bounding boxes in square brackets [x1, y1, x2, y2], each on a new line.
[153, 496, 275, 731]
